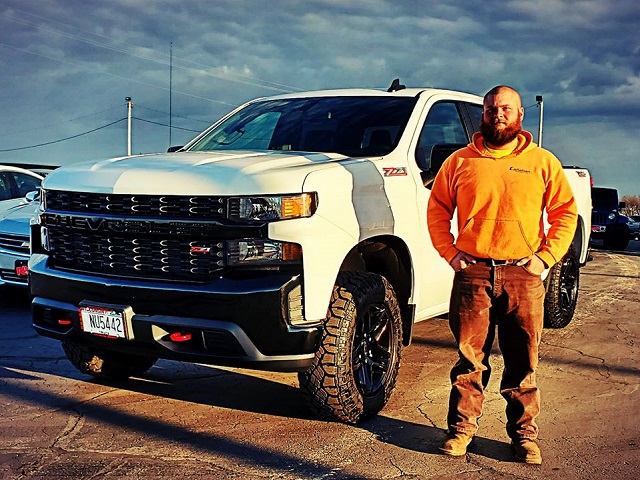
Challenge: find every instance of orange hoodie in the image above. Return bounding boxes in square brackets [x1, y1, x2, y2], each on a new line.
[427, 130, 578, 268]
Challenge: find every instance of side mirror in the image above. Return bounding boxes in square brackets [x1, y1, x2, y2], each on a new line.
[421, 143, 467, 188]
[167, 145, 184, 152]
[25, 190, 40, 202]
[429, 143, 466, 173]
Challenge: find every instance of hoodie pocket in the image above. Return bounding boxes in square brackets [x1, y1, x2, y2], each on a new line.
[457, 218, 535, 259]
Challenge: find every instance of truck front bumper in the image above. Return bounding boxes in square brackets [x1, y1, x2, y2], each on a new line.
[30, 254, 321, 372]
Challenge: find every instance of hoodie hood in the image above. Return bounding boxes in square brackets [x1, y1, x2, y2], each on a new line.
[470, 130, 536, 157]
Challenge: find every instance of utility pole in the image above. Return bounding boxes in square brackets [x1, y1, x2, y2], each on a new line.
[536, 95, 544, 148]
[125, 96, 133, 156]
[169, 42, 173, 148]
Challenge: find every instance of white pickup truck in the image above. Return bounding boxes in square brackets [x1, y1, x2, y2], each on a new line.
[30, 82, 592, 424]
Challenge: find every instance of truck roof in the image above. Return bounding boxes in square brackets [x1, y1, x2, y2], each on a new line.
[258, 87, 483, 103]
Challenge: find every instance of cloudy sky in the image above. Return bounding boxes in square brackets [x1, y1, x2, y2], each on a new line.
[1, 0, 638, 195]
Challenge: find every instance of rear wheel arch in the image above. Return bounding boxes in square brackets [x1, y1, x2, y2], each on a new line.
[544, 244, 580, 328]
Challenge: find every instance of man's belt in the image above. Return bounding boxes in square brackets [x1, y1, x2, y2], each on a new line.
[474, 258, 518, 266]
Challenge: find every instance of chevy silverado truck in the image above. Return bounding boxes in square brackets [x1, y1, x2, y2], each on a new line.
[30, 82, 592, 423]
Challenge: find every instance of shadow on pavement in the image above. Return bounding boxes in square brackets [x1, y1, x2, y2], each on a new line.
[0, 378, 377, 480]
[359, 415, 515, 462]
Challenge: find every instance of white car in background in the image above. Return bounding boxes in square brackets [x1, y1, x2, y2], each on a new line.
[0, 165, 43, 215]
[0, 200, 38, 287]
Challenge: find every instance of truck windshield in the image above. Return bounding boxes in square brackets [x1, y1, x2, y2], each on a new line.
[187, 96, 418, 157]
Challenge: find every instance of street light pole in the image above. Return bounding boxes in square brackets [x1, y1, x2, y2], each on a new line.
[536, 95, 543, 148]
[125, 96, 133, 156]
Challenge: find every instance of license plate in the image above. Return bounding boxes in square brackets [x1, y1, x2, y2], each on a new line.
[79, 302, 135, 340]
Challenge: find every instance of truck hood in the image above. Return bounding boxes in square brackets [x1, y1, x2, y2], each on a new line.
[42, 151, 350, 195]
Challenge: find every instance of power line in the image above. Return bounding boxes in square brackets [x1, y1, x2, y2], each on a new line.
[0, 118, 126, 152]
[136, 105, 212, 125]
[132, 117, 201, 133]
[0, 7, 304, 94]
[0, 111, 206, 153]
[0, 105, 124, 137]
[0, 41, 238, 108]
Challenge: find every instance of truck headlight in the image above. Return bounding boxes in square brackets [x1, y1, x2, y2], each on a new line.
[228, 193, 317, 222]
[227, 240, 302, 266]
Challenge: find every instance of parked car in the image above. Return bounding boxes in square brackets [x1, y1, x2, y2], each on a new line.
[0, 200, 38, 288]
[591, 186, 630, 250]
[629, 215, 640, 240]
[0, 165, 43, 215]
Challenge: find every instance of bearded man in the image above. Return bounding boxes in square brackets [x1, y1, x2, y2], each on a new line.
[427, 85, 578, 464]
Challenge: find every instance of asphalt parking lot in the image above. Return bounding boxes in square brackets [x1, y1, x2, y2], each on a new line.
[1, 241, 639, 479]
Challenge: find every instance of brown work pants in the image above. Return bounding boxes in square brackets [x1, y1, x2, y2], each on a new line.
[446, 263, 545, 440]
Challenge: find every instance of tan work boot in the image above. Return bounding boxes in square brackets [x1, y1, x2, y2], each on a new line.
[440, 432, 474, 456]
[512, 438, 542, 464]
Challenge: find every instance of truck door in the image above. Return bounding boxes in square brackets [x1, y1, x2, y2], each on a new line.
[411, 101, 474, 320]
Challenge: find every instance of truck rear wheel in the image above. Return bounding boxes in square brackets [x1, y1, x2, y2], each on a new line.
[62, 340, 157, 380]
[298, 272, 402, 424]
[544, 245, 580, 328]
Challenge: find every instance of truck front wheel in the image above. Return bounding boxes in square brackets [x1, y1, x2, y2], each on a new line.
[298, 272, 402, 424]
[62, 340, 157, 380]
[544, 245, 580, 328]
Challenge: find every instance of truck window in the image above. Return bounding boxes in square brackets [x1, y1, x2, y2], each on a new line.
[415, 102, 467, 171]
[591, 187, 619, 209]
[188, 97, 418, 157]
[464, 103, 483, 133]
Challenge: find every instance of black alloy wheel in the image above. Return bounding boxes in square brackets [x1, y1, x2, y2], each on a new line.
[352, 302, 396, 397]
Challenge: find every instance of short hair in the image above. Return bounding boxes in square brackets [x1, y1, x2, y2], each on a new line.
[484, 85, 521, 103]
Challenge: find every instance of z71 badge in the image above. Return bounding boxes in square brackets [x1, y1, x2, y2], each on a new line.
[383, 167, 408, 177]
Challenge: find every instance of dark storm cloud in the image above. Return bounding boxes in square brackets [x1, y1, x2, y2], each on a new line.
[0, 0, 638, 194]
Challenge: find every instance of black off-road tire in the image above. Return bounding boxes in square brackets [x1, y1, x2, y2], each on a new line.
[544, 245, 580, 328]
[298, 271, 402, 424]
[62, 340, 157, 380]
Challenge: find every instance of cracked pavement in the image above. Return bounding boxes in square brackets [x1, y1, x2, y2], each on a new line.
[0, 243, 639, 479]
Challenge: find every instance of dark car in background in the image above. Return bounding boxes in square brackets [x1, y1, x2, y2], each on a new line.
[591, 186, 630, 250]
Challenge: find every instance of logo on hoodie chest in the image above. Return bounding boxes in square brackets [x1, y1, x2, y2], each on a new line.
[509, 166, 531, 174]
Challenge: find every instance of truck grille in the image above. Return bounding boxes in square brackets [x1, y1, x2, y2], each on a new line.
[41, 192, 265, 282]
[0, 233, 30, 254]
[45, 190, 228, 220]
[48, 229, 225, 281]
[591, 212, 609, 226]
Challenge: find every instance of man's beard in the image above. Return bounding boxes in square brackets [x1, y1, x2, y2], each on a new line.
[480, 117, 522, 146]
